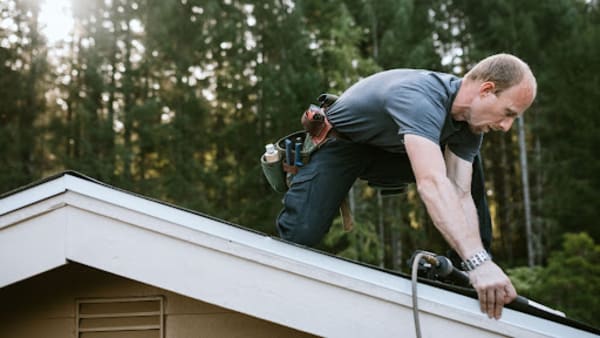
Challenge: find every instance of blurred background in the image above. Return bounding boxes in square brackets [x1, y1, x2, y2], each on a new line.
[1, 0, 598, 326]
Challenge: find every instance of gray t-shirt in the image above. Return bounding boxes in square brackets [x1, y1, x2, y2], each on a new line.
[326, 69, 483, 162]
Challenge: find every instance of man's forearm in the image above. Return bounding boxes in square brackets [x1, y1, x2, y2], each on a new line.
[416, 176, 485, 259]
[458, 191, 483, 257]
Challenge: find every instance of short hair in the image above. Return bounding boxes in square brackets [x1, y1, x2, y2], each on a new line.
[466, 53, 535, 94]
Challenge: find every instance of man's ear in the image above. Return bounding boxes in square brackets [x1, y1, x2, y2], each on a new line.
[479, 81, 496, 96]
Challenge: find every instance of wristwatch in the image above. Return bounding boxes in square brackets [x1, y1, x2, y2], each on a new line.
[461, 250, 491, 272]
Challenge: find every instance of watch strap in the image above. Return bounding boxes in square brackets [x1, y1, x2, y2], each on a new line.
[461, 250, 491, 272]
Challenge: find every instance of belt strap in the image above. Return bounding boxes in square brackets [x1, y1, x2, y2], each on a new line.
[282, 162, 298, 175]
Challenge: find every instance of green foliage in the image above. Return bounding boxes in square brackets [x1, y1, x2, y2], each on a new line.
[533, 233, 600, 327]
[537, 3, 600, 245]
[0, 0, 47, 189]
[506, 266, 543, 295]
[508, 233, 600, 327]
[322, 217, 383, 266]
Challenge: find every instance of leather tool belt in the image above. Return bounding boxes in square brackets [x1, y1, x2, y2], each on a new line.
[260, 93, 354, 231]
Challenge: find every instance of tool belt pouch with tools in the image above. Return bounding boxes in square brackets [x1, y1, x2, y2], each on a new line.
[261, 93, 354, 232]
[260, 94, 338, 193]
[261, 130, 320, 193]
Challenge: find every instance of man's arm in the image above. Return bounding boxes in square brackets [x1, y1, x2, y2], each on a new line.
[444, 146, 481, 252]
[403, 134, 517, 319]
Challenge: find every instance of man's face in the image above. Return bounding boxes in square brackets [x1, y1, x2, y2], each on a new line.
[467, 80, 534, 134]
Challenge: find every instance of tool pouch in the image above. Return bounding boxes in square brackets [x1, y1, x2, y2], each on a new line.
[260, 151, 287, 193]
[261, 130, 319, 193]
[261, 93, 339, 193]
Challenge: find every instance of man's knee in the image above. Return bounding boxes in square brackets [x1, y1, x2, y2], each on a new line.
[277, 212, 328, 247]
[278, 226, 322, 247]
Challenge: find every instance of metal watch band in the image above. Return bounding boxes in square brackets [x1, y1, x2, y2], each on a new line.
[461, 250, 491, 272]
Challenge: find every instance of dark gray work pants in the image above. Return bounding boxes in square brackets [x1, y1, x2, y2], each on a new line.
[276, 137, 492, 251]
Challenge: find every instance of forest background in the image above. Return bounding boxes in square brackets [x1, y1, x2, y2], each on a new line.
[1, 0, 598, 327]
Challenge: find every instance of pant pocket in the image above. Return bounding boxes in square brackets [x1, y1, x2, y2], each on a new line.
[284, 168, 319, 222]
[277, 168, 321, 246]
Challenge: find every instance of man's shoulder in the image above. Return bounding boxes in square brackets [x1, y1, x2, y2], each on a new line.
[376, 68, 457, 81]
[381, 70, 459, 92]
[384, 70, 458, 115]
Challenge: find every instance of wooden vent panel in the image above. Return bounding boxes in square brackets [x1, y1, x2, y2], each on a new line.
[76, 297, 163, 338]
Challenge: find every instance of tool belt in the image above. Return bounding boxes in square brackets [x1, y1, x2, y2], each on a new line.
[261, 93, 339, 191]
[260, 130, 318, 193]
[260, 93, 354, 231]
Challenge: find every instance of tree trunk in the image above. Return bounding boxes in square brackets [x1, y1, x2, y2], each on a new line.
[518, 116, 534, 267]
[499, 134, 514, 264]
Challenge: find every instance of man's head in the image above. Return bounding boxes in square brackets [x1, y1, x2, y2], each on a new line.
[456, 53, 537, 134]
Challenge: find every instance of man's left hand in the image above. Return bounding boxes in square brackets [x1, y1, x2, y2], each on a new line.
[468, 260, 518, 319]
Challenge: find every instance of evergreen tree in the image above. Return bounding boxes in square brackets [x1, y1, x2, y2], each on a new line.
[0, 0, 47, 192]
[538, 1, 600, 247]
[510, 232, 600, 327]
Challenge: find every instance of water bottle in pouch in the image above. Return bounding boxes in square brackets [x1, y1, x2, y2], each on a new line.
[263, 143, 280, 163]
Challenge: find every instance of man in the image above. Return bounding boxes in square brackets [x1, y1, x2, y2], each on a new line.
[276, 53, 537, 320]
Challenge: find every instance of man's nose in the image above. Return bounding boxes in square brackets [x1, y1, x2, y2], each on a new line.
[500, 118, 514, 131]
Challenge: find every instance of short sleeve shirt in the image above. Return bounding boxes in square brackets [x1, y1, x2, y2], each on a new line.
[326, 69, 483, 162]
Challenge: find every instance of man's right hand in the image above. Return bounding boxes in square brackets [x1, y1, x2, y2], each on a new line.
[468, 260, 517, 320]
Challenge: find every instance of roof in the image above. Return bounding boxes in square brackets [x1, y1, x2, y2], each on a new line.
[1, 171, 598, 338]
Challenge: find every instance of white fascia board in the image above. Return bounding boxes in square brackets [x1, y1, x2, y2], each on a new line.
[0, 175, 67, 215]
[59, 176, 406, 289]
